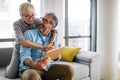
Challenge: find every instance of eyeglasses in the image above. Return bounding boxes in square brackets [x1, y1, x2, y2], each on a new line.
[40, 17, 49, 24]
[24, 14, 36, 19]
[40, 17, 55, 26]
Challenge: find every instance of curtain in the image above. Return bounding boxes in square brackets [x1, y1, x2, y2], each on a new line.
[97, 0, 120, 80]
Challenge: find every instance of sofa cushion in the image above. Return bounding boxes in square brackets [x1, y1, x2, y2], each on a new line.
[61, 46, 80, 62]
[53, 61, 89, 80]
[0, 48, 13, 67]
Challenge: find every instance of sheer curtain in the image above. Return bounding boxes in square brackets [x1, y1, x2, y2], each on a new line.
[97, 0, 119, 80]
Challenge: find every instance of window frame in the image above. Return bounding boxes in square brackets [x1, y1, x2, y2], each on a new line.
[64, 0, 97, 51]
[90, 0, 97, 51]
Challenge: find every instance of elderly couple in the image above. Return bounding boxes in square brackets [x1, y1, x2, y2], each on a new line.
[5, 2, 74, 80]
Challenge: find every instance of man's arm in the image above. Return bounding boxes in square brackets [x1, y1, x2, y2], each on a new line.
[23, 58, 35, 68]
[23, 58, 43, 70]
[19, 36, 44, 71]
[24, 58, 51, 70]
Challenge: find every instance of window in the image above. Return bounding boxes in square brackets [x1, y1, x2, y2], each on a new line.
[0, 0, 27, 48]
[0, 0, 97, 50]
[65, 0, 97, 51]
[31, 0, 41, 17]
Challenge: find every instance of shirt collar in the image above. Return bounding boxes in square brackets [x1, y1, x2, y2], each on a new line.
[39, 30, 51, 38]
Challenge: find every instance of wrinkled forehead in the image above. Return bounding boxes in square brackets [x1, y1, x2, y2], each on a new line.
[44, 15, 52, 22]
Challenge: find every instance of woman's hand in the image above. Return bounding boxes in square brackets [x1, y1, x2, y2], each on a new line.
[43, 44, 55, 52]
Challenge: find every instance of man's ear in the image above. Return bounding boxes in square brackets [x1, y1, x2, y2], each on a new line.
[51, 25, 54, 29]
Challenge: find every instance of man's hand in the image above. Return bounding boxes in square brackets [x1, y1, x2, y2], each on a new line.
[34, 57, 51, 70]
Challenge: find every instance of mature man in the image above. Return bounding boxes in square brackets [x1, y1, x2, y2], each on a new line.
[19, 13, 74, 80]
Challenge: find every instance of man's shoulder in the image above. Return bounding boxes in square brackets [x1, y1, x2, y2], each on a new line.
[24, 29, 39, 39]
[24, 29, 38, 34]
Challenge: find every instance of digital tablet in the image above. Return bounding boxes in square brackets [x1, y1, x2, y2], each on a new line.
[44, 47, 64, 60]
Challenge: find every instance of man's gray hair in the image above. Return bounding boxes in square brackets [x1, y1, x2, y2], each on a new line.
[45, 13, 58, 28]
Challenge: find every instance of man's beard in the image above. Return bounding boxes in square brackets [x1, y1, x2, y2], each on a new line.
[39, 24, 50, 36]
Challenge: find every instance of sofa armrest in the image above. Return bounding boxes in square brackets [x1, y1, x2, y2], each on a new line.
[74, 50, 101, 80]
[74, 50, 100, 63]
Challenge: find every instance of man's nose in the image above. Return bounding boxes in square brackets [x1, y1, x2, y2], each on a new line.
[40, 20, 44, 24]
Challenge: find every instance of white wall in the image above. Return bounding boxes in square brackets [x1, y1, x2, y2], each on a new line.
[97, 0, 120, 80]
[42, 0, 65, 47]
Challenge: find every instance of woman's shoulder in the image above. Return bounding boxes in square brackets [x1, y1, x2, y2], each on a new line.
[14, 18, 22, 23]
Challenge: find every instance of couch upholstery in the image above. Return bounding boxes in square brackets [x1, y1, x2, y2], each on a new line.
[0, 48, 101, 80]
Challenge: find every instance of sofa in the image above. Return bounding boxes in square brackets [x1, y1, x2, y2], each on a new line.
[0, 48, 101, 80]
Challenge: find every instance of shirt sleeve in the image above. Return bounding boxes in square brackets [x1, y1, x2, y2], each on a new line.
[51, 29, 58, 34]
[19, 45, 32, 71]
[20, 46, 32, 65]
[13, 21, 26, 44]
[19, 30, 33, 71]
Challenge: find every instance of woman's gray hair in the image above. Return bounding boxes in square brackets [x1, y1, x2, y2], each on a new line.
[19, 2, 35, 17]
[45, 13, 58, 28]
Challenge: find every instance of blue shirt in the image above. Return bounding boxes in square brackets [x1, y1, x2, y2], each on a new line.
[19, 29, 58, 72]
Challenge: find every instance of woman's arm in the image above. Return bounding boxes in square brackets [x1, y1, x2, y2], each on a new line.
[48, 29, 58, 46]
[49, 32, 57, 46]
[43, 29, 58, 52]
[20, 40, 43, 49]
[13, 21, 43, 50]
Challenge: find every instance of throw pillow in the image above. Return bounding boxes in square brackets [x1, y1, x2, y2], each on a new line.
[61, 46, 81, 62]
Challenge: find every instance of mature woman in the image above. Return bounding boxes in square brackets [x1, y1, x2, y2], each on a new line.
[5, 2, 57, 78]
